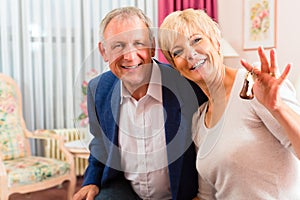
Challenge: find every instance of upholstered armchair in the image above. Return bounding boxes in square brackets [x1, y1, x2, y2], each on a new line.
[0, 73, 76, 200]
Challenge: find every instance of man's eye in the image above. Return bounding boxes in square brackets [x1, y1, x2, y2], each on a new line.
[135, 42, 145, 47]
[112, 43, 124, 50]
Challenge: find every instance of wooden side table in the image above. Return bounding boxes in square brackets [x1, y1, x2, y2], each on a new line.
[65, 140, 90, 159]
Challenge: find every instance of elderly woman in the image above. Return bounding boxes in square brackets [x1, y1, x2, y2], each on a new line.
[159, 8, 300, 199]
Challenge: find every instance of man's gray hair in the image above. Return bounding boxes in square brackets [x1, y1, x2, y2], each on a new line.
[99, 7, 154, 41]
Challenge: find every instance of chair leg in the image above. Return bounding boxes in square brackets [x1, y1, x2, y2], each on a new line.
[67, 175, 77, 200]
[1, 192, 9, 200]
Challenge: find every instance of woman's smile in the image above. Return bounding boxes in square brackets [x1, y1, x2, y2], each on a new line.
[190, 58, 207, 70]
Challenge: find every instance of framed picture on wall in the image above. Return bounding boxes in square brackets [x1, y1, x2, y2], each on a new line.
[243, 0, 276, 50]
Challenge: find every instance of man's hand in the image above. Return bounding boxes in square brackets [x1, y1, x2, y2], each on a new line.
[73, 185, 99, 200]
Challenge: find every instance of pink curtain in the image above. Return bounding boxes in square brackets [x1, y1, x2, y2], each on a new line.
[157, 0, 218, 61]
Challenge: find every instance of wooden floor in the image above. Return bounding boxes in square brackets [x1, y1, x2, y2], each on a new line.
[9, 176, 83, 200]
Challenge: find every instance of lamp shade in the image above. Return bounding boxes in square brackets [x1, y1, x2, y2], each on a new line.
[220, 38, 239, 57]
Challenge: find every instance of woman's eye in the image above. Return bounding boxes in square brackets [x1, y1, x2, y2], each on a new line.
[172, 50, 182, 57]
[192, 37, 202, 45]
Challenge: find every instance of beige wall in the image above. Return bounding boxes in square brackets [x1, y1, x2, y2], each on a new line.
[218, 0, 300, 89]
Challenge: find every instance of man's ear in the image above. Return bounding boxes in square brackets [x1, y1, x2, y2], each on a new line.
[151, 38, 156, 57]
[98, 42, 108, 62]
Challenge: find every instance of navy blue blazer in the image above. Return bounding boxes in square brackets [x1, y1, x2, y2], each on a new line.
[82, 60, 207, 200]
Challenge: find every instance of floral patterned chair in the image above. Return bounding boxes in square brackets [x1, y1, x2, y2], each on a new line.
[0, 73, 76, 200]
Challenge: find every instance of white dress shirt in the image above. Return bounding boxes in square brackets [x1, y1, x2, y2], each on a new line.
[118, 62, 172, 200]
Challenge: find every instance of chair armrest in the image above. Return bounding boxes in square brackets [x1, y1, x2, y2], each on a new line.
[0, 160, 7, 176]
[0, 160, 8, 190]
[25, 129, 75, 165]
[26, 129, 65, 140]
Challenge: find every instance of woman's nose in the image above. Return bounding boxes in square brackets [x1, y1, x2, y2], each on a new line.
[187, 47, 197, 61]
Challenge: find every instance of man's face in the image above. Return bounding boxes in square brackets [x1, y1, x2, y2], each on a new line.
[99, 16, 155, 90]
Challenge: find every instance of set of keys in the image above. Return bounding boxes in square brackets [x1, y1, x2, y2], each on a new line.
[239, 70, 257, 100]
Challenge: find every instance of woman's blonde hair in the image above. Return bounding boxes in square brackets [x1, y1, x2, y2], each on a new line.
[158, 9, 221, 66]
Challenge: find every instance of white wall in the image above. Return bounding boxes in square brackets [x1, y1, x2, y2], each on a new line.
[218, 0, 300, 89]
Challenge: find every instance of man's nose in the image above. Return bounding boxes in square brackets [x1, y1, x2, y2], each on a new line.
[123, 45, 137, 60]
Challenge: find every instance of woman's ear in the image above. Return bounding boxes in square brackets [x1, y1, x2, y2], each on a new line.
[217, 39, 221, 55]
[213, 38, 221, 51]
[211, 38, 221, 55]
[98, 42, 109, 62]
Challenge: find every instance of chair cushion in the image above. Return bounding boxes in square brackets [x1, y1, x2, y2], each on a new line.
[0, 79, 27, 160]
[3, 156, 70, 187]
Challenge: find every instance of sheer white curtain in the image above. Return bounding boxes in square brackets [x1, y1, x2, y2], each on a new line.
[0, 0, 158, 133]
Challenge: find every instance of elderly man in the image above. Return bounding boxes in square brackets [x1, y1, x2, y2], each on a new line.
[73, 7, 206, 200]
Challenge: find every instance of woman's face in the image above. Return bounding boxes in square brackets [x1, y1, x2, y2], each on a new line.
[170, 31, 221, 85]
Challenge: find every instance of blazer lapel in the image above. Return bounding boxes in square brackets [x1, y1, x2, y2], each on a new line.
[96, 75, 122, 172]
[104, 82, 121, 170]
